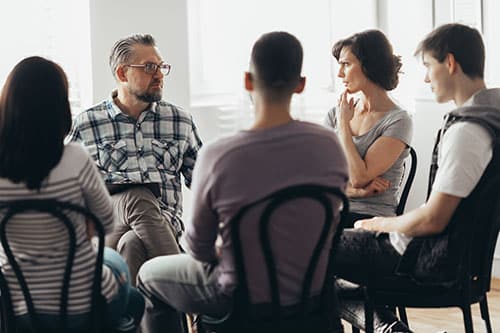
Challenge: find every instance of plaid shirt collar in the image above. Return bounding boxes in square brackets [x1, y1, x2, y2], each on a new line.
[106, 90, 159, 119]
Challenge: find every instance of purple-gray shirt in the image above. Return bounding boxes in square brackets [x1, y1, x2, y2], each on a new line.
[184, 120, 348, 303]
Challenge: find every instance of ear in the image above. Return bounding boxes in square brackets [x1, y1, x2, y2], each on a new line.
[446, 53, 458, 75]
[116, 65, 128, 83]
[244, 72, 254, 91]
[294, 77, 306, 93]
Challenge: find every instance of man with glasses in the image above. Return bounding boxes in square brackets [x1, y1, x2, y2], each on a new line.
[68, 33, 202, 285]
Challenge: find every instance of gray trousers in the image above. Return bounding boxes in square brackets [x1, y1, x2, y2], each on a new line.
[137, 254, 232, 333]
[106, 187, 180, 285]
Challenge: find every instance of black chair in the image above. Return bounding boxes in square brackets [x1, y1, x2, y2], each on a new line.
[0, 199, 112, 333]
[369, 171, 500, 333]
[346, 167, 500, 333]
[395, 146, 417, 216]
[198, 184, 349, 333]
[349, 146, 417, 332]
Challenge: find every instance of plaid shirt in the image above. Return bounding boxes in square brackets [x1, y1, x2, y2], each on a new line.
[67, 92, 203, 234]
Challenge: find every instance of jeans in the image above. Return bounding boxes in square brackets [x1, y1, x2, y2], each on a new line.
[103, 247, 145, 327]
[331, 229, 408, 333]
[106, 187, 180, 284]
[137, 254, 233, 333]
[15, 248, 145, 331]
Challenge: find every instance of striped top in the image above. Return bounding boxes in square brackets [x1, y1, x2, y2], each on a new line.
[0, 143, 119, 315]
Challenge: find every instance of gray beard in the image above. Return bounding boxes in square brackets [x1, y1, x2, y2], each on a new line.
[129, 87, 162, 103]
[136, 93, 162, 103]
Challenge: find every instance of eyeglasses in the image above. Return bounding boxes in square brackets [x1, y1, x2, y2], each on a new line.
[126, 63, 171, 75]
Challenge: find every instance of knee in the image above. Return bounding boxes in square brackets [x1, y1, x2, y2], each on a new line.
[137, 256, 166, 288]
[137, 255, 187, 293]
[122, 187, 159, 209]
[117, 231, 147, 258]
[116, 230, 148, 270]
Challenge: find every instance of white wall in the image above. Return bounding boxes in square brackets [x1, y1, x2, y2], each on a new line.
[88, 0, 500, 277]
[88, 0, 190, 107]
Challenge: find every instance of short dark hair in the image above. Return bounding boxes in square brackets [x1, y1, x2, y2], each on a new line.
[0, 56, 72, 190]
[414, 23, 484, 79]
[109, 34, 156, 79]
[332, 29, 402, 91]
[250, 31, 303, 99]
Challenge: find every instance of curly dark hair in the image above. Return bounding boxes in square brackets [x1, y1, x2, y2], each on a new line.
[332, 29, 402, 91]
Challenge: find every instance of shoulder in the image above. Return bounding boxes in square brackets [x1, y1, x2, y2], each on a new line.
[297, 120, 339, 139]
[380, 108, 413, 133]
[386, 108, 412, 124]
[50, 143, 94, 178]
[74, 100, 112, 123]
[62, 143, 93, 165]
[324, 107, 337, 127]
[445, 121, 492, 144]
[156, 101, 193, 121]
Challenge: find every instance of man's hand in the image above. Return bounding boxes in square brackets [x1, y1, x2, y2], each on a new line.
[354, 216, 389, 232]
[353, 191, 462, 237]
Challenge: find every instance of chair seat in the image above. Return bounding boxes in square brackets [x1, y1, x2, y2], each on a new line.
[338, 275, 487, 309]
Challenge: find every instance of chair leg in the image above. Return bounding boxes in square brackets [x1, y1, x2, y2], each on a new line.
[364, 301, 374, 333]
[479, 297, 493, 333]
[398, 306, 409, 326]
[461, 305, 474, 333]
[180, 313, 190, 333]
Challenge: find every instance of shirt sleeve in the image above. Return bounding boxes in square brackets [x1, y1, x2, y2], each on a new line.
[432, 122, 493, 197]
[183, 146, 219, 263]
[66, 117, 82, 143]
[323, 107, 337, 129]
[379, 110, 413, 146]
[77, 147, 115, 234]
[181, 115, 203, 188]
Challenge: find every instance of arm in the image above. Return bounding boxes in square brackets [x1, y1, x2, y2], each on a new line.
[66, 122, 82, 143]
[346, 177, 391, 198]
[337, 91, 408, 187]
[78, 151, 115, 234]
[183, 149, 219, 263]
[354, 191, 461, 237]
[180, 117, 203, 188]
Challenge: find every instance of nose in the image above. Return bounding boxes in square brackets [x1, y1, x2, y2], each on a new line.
[153, 68, 164, 79]
[424, 72, 430, 83]
[337, 66, 344, 78]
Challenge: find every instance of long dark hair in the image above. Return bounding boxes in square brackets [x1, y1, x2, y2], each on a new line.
[0, 56, 72, 190]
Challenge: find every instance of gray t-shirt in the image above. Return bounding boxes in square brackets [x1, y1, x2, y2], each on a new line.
[324, 107, 413, 216]
[184, 120, 348, 304]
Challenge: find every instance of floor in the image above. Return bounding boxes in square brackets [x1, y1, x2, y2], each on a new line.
[343, 279, 500, 332]
[404, 285, 500, 332]
[189, 280, 500, 332]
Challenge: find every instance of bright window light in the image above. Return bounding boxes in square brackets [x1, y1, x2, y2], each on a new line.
[0, 0, 92, 115]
